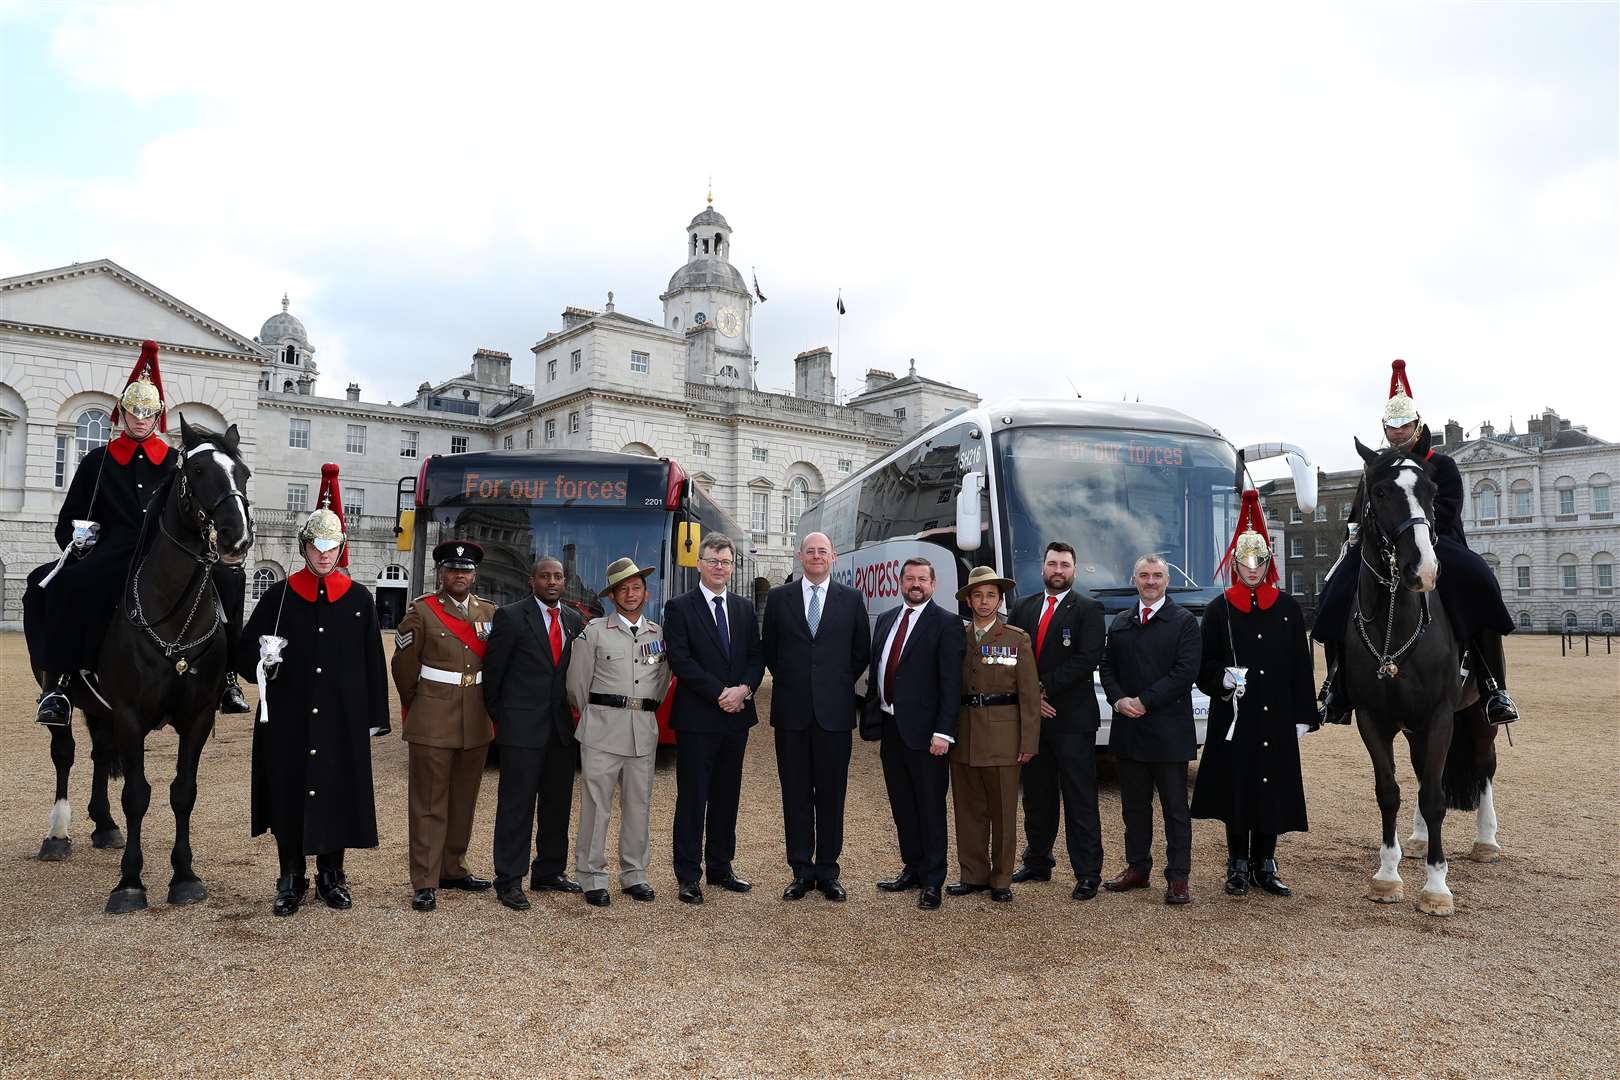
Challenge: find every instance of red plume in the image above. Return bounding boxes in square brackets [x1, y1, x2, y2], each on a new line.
[314, 462, 349, 567]
[1388, 358, 1413, 400]
[110, 339, 168, 432]
[1215, 489, 1279, 587]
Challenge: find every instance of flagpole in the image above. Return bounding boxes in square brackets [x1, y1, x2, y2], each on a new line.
[836, 287, 843, 405]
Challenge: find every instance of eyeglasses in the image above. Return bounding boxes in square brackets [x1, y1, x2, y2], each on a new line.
[700, 558, 734, 569]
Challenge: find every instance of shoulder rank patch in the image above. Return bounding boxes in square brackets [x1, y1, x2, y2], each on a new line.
[394, 629, 414, 649]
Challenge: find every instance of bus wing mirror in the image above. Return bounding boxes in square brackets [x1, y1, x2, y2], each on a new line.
[956, 472, 984, 552]
[1239, 442, 1318, 514]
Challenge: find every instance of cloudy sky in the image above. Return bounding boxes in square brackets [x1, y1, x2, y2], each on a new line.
[2, 1, 1614, 473]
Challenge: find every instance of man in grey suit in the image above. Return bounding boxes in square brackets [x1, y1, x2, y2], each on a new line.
[484, 556, 585, 911]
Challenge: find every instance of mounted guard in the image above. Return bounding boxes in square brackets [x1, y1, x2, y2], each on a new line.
[1313, 359, 1520, 727]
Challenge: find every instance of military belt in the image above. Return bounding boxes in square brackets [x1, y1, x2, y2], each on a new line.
[589, 692, 662, 713]
[420, 665, 481, 687]
[961, 692, 1019, 707]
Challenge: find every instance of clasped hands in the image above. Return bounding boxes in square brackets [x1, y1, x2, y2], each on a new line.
[716, 685, 750, 713]
[1113, 696, 1147, 719]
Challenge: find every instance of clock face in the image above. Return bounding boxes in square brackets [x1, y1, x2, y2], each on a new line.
[717, 307, 742, 338]
[693, 311, 707, 326]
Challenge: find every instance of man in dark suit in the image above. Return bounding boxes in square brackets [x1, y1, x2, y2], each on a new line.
[866, 557, 966, 910]
[762, 532, 871, 902]
[1099, 552, 1202, 906]
[483, 556, 585, 910]
[664, 533, 765, 905]
[1010, 541, 1108, 900]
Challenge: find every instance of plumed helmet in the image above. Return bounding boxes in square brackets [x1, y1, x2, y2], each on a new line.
[1382, 358, 1420, 429]
[1216, 490, 1279, 586]
[298, 463, 349, 566]
[113, 340, 167, 429]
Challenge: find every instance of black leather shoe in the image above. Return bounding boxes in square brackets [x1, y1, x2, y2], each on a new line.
[817, 878, 848, 902]
[315, 869, 352, 910]
[1072, 879, 1100, 901]
[496, 887, 530, 911]
[530, 873, 583, 893]
[439, 874, 493, 892]
[272, 874, 308, 917]
[1485, 688, 1520, 726]
[219, 674, 251, 714]
[877, 868, 920, 892]
[584, 889, 610, 907]
[411, 888, 437, 912]
[1011, 864, 1051, 884]
[1225, 858, 1251, 897]
[946, 882, 988, 896]
[622, 883, 655, 902]
[990, 887, 1014, 902]
[1250, 859, 1292, 897]
[917, 886, 942, 910]
[678, 881, 704, 905]
[706, 871, 752, 893]
[35, 687, 70, 727]
[783, 877, 814, 901]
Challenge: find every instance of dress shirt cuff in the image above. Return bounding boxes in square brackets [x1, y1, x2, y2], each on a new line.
[932, 732, 955, 744]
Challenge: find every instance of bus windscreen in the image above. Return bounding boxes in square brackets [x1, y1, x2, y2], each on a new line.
[994, 427, 1239, 600]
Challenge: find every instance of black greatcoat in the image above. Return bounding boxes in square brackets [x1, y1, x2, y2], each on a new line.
[1190, 587, 1312, 835]
[237, 570, 388, 853]
[1100, 598, 1202, 762]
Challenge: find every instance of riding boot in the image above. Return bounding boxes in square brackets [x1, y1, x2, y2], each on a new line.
[1225, 858, 1250, 896]
[315, 850, 352, 910]
[1469, 633, 1520, 726]
[1316, 642, 1352, 725]
[35, 673, 72, 727]
[219, 672, 250, 714]
[274, 850, 308, 917]
[1250, 858, 1293, 897]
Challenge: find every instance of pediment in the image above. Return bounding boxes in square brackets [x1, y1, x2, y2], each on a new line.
[0, 259, 265, 359]
[1453, 440, 1535, 465]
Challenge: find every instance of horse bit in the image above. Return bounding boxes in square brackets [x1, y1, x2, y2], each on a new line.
[1352, 466, 1433, 681]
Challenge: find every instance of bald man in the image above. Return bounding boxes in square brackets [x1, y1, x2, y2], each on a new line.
[761, 533, 871, 901]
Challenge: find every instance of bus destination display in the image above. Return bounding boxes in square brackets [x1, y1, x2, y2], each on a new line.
[429, 462, 666, 508]
[1031, 435, 1187, 468]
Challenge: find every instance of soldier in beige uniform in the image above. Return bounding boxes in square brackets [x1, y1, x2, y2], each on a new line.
[390, 540, 497, 912]
[948, 566, 1042, 901]
[566, 558, 672, 907]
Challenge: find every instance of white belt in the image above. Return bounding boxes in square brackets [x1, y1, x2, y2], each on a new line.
[420, 665, 482, 686]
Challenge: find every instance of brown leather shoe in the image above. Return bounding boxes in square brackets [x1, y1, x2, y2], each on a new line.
[1165, 879, 1191, 905]
[1103, 867, 1150, 892]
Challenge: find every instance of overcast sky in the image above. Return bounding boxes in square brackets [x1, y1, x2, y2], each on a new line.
[2, 1, 1615, 474]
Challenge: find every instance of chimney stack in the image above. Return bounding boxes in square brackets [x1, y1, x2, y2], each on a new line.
[346, 382, 361, 402]
[794, 347, 837, 404]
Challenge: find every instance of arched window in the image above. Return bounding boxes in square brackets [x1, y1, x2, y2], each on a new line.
[1517, 611, 1534, 631]
[1591, 473, 1612, 516]
[251, 566, 280, 600]
[1594, 552, 1614, 593]
[1563, 610, 1579, 630]
[282, 380, 295, 393]
[75, 408, 111, 462]
[1474, 481, 1499, 522]
[381, 564, 408, 581]
[283, 345, 297, 365]
[1558, 552, 1579, 592]
[1601, 612, 1615, 631]
[787, 477, 811, 539]
[1555, 475, 1577, 517]
[1510, 479, 1533, 519]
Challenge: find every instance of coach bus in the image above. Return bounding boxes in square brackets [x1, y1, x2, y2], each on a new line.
[796, 398, 1316, 746]
[397, 448, 749, 744]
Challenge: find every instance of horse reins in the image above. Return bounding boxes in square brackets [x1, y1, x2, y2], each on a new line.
[1353, 459, 1434, 681]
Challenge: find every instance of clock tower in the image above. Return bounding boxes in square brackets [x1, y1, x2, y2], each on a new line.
[660, 195, 755, 388]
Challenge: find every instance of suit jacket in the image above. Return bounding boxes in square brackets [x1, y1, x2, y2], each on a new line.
[953, 618, 1040, 767]
[665, 587, 765, 734]
[1011, 590, 1106, 734]
[481, 597, 584, 750]
[863, 601, 965, 751]
[390, 592, 497, 750]
[1099, 596, 1202, 762]
[566, 614, 672, 758]
[762, 579, 871, 732]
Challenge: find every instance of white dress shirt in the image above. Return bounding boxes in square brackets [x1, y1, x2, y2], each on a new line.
[877, 600, 953, 744]
[619, 612, 645, 633]
[534, 597, 563, 630]
[801, 575, 832, 622]
[1139, 594, 1167, 621]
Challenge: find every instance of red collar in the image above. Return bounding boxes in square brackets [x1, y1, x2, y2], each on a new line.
[1225, 583, 1279, 612]
[106, 434, 171, 466]
[288, 568, 353, 603]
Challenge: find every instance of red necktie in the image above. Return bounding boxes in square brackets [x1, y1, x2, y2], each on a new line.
[1141, 605, 1152, 624]
[1036, 595, 1057, 657]
[883, 607, 914, 705]
[548, 607, 563, 665]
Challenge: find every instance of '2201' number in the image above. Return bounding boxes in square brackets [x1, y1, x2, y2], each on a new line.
[643, 497, 664, 507]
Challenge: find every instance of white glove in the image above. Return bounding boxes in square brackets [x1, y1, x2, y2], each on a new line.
[1222, 668, 1240, 690]
[1296, 723, 1311, 738]
[70, 519, 100, 552]
[258, 634, 287, 674]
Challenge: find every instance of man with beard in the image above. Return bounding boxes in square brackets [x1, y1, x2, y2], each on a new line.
[1009, 541, 1108, 900]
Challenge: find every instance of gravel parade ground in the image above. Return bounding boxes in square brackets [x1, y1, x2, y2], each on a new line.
[0, 631, 1615, 1079]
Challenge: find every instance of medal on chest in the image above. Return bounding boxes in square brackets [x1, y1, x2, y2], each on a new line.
[475, 621, 492, 641]
[1062, 628, 1071, 647]
[981, 645, 1018, 666]
[638, 640, 665, 665]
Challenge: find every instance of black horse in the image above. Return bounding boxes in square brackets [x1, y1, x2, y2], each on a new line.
[1347, 434, 1497, 916]
[41, 418, 254, 912]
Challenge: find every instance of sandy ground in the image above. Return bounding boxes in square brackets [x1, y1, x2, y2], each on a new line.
[0, 631, 1615, 1079]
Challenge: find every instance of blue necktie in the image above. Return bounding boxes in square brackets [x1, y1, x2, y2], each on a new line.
[807, 585, 822, 636]
[713, 595, 731, 657]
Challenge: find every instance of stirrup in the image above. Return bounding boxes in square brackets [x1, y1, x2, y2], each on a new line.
[1485, 688, 1520, 726]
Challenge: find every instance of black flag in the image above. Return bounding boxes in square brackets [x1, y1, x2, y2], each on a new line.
[836, 291, 845, 315]
[753, 270, 767, 303]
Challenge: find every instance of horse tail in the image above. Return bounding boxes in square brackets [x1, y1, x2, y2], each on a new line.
[1442, 699, 1496, 811]
[87, 714, 123, 780]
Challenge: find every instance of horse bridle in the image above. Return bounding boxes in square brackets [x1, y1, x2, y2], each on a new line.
[1354, 457, 1434, 679]
[174, 442, 254, 560]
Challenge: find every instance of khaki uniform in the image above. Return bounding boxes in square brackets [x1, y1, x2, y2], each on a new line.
[390, 592, 497, 890]
[951, 617, 1041, 889]
[565, 613, 673, 892]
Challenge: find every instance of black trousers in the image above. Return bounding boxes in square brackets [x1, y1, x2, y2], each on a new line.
[774, 724, 852, 881]
[1116, 756, 1192, 882]
[214, 562, 246, 672]
[879, 725, 950, 888]
[672, 728, 748, 885]
[1225, 824, 1276, 863]
[1019, 727, 1104, 881]
[492, 739, 576, 890]
[276, 832, 344, 877]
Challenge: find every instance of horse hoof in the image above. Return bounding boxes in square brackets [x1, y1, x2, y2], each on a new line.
[91, 827, 125, 850]
[1469, 842, 1501, 864]
[38, 836, 72, 862]
[167, 879, 208, 906]
[105, 887, 148, 914]
[1404, 840, 1427, 859]
[1415, 889, 1456, 916]
[1367, 879, 1404, 904]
